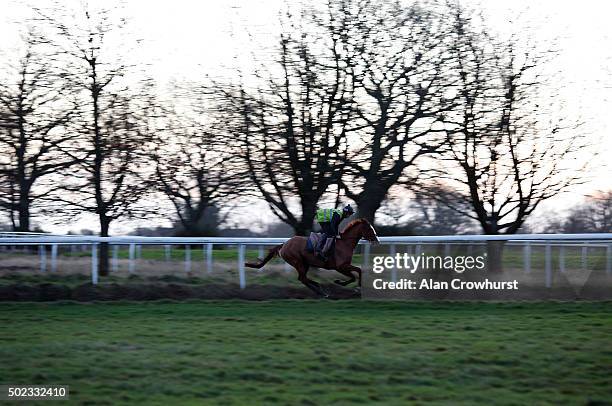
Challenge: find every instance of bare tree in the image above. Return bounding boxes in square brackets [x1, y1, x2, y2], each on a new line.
[225, 9, 354, 235]
[36, 3, 155, 275]
[543, 191, 612, 233]
[568, 192, 612, 233]
[331, 0, 454, 223]
[374, 186, 476, 235]
[0, 29, 76, 231]
[411, 187, 478, 235]
[152, 103, 240, 236]
[435, 2, 588, 269]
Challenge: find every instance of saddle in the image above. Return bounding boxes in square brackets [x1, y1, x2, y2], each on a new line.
[306, 232, 335, 257]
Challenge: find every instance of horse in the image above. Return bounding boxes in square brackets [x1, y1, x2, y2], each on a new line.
[245, 218, 379, 297]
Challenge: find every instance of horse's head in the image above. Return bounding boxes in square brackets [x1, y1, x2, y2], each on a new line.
[361, 220, 380, 244]
[342, 218, 380, 244]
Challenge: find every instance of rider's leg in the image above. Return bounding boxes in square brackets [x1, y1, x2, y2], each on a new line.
[317, 223, 333, 259]
[316, 234, 327, 256]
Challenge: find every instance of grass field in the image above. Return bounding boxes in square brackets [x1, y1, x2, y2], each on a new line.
[1, 301, 611, 405]
[61, 247, 265, 262]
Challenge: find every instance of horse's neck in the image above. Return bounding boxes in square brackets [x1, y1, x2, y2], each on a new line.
[340, 226, 362, 249]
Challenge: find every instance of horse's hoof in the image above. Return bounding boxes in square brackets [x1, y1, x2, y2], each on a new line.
[316, 290, 330, 298]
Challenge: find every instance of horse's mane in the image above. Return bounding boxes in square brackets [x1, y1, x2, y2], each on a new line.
[341, 218, 371, 235]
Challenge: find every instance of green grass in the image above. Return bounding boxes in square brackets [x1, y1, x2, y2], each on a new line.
[52, 246, 364, 264]
[0, 301, 611, 405]
[61, 247, 264, 261]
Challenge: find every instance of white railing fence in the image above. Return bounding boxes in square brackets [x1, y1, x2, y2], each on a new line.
[1, 233, 611, 288]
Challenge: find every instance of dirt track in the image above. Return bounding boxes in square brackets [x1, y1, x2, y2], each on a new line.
[0, 282, 361, 302]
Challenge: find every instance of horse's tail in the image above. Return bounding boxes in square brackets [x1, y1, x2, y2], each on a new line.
[245, 244, 283, 269]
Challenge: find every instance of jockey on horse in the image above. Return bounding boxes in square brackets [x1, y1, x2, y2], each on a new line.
[245, 205, 379, 297]
[315, 204, 354, 261]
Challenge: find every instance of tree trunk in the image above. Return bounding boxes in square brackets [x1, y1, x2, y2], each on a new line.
[16, 194, 30, 232]
[99, 218, 110, 277]
[356, 195, 383, 225]
[354, 179, 388, 225]
[15, 117, 30, 232]
[294, 199, 317, 236]
[181, 215, 204, 237]
[294, 212, 314, 236]
[294, 223, 308, 237]
[486, 241, 505, 273]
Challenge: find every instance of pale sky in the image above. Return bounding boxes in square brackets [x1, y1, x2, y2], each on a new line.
[1, 0, 611, 234]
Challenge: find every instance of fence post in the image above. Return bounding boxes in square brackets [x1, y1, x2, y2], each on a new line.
[257, 245, 264, 271]
[185, 245, 191, 273]
[258, 245, 264, 259]
[91, 244, 98, 285]
[206, 243, 213, 273]
[112, 245, 119, 273]
[201, 245, 206, 272]
[238, 244, 246, 289]
[523, 243, 531, 274]
[39, 245, 47, 273]
[545, 243, 552, 288]
[559, 245, 565, 274]
[165, 244, 171, 262]
[136, 244, 142, 260]
[606, 244, 612, 275]
[581, 243, 587, 270]
[51, 244, 58, 273]
[444, 243, 450, 257]
[389, 244, 397, 283]
[363, 243, 371, 270]
[128, 243, 136, 274]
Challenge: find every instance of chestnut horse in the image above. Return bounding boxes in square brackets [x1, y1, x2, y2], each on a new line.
[245, 218, 379, 296]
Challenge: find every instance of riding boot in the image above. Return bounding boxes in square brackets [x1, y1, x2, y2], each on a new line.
[316, 235, 328, 260]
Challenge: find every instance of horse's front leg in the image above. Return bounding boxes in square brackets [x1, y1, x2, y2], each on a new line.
[334, 264, 361, 287]
[333, 271, 355, 286]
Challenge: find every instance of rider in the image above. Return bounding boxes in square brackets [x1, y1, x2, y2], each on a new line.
[315, 204, 354, 260]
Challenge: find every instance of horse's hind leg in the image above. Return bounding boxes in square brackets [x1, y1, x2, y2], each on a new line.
[296, 264, 328, 297]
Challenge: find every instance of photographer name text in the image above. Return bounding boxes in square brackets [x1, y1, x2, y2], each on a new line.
[373, 278, 519, 290]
